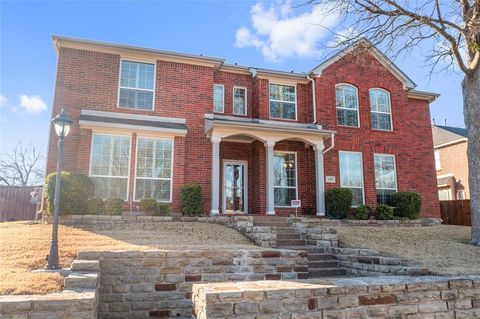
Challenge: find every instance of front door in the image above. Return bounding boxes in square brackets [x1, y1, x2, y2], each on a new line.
[223, 161, 248, 213]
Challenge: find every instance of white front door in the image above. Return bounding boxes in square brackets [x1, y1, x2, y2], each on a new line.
[223, 161, 248, 214]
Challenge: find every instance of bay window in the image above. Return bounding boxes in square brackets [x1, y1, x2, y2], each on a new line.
[89, 134, 131, 200]
[339, 151, 364, 206]
[119, 60, 155, 110]
[135, 137, 173, 202]
[270, 83, 296, 120]
[336, 84, 359, 127]
[370, 88, 392, 130]
[273, 152, 297, 207]
[374, 154, 397, 206]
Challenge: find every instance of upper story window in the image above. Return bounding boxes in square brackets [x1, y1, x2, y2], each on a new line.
[233, 87, 247, 115]
[435, 150, 441, 170]
[213, 84, 225, 113]
[119, 60, 155, 111]
[339, 151, 364, 206]
[270, 84, 296, 120]
[370, 88, 392, 130]
[336, 84, 359, 127]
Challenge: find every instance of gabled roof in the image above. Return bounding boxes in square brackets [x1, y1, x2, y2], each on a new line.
[432, 125, 468, 148]
[310, 38, 416, 90]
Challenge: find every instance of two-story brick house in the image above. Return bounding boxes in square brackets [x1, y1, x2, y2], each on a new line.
[46, 35, 440, 217]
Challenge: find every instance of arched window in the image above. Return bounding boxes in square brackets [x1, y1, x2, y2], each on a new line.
[370, 88, 392, 130]
[336, 84, 359, 127]
[457, 190, 466, 200]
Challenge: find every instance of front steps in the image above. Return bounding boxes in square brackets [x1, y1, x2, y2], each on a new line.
[252, 217, 346, 278]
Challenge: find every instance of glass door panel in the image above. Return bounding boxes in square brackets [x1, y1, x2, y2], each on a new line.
[224, 163, 246, 213]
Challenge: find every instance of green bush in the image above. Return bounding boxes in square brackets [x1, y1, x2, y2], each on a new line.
[139, 198, 158, 214]
[154, 203, 172, 216]
[376, 204, 394, 220]
[393, 192, 422, 219]
[104, 198, 124, 215]
[352, 205, 372, 220]
[326, 188, 353, 219]
[180, 183, 203, 216]
[44, 172, 94, 215]
[87, 198, 104, 215]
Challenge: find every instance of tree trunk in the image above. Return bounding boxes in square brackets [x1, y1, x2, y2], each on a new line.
[462, 67, 480, 245]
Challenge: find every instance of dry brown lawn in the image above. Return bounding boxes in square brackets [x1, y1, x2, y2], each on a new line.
[332, 225, 480, 275]
[0, 221, 254, 295]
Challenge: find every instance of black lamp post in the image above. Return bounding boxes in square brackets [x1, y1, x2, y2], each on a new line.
[46, 109, 72, 270]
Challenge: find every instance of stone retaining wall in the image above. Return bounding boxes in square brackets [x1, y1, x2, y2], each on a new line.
[0, 260, 100, 319]
[78, 248, 307, 318]
[192, 275, 480, 319]
[289, 217, 442, 228]
[60, 215, 276, 247]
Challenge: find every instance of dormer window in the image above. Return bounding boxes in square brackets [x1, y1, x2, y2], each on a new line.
[336, 84, 359, 127]
[370, 88, 392, 130]
[270, 83, 296, 120]
[119, 60, 155, 110]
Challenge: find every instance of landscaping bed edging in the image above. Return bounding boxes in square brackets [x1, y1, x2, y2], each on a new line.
[0, 260, 100, 319]
[192, 275, 480, 318]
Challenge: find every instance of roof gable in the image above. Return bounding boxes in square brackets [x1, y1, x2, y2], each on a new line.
[432, 125, 468, 148]
[310, 39, 416, 90]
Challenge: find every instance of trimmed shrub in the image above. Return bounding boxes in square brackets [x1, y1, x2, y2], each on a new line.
[104, 198, 124, 215]
[352, 205, 372, 220]
[326, 188, 353, 219]
[376, 204, 394, 220]
[139, 198, 158, 214]
[87, 198, 104, 215]
[180, 183, 203, 216]
[44, 172, 94, 215]
[154, 203, 172, 216]
[393, 192, 422, 219]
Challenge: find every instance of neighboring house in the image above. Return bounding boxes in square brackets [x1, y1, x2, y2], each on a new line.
[46, 36, 440, 217]
[432, 125, 469, 200]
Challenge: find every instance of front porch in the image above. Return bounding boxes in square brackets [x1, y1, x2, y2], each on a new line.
[205, 115, 335, 216]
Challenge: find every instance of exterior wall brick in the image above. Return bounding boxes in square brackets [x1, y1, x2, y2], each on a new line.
[436, 141, 469, 199]
[46, 45, 439, 217]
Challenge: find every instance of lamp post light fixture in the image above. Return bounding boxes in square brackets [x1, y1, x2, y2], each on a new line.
[46, 109, 72, 270]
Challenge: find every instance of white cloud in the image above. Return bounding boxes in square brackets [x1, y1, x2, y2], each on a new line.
[19, 95, 47, 114]
[0, 94, 6, 107]
[235, 1, 340, 62]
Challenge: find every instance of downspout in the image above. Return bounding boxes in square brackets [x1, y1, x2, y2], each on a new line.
[306, 73, 317, 124]
[323, 133, 335, 154]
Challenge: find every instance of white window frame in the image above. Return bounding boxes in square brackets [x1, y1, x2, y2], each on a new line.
[273, 151, 298, 208]
[374, 153, 398, 193]
[222, 160, 248, 214]
[269, 82, 297, 121]
[457, 190, 466, 200]
[233, 86, 247, 116]
[133, 136, 174, 203]
[88, 132, 132, 201]
[435, 150, 441, 171]
[117, 59, 156, 111]
[213, 84, 225, 113]
[335, 83, 360, 128]
[339, 151, 365, 207]
[438, 189, 450, 200]
[370, 88, 393, 131]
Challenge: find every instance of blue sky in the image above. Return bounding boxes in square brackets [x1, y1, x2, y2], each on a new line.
[0, 0, 465, 161]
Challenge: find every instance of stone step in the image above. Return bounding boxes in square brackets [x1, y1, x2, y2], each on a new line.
[71, 260, 100, 272]
[307, 253, 336, 261]
[254, 222, 290, 227]
[64, 272, 98, 289]
[277, 246, 327, 253]
[308, 260, 340, 268]
[308, 268, 347, 277]
[276, 233, 302, 240]
[275, 239, 306, 246]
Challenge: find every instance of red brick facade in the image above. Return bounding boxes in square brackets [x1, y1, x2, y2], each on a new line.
[46, 39, 440, 217]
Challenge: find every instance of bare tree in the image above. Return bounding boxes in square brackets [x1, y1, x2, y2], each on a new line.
[305, 0, 480, 244]
[0, 143, 44, 186]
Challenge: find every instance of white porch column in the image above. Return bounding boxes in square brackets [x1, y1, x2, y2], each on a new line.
[265, 139, 276, 215]
[314, 142, 326, 216]
[210, 136, 221, 215]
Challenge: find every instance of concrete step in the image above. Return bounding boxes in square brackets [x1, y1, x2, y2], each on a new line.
[309, 268, 347, 277]
[308, 253, 336, 261]
[64, 272, 98, 289]
[276, 239, 306, 246]
[308, 260, 340, 268]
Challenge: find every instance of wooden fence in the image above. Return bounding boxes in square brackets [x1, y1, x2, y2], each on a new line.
[0, 186, 41, 222]
[439, 200, 471, 226]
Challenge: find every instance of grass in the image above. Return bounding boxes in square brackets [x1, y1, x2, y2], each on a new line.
[332, 225, 480, 275]
[0, 221, 254, 295]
